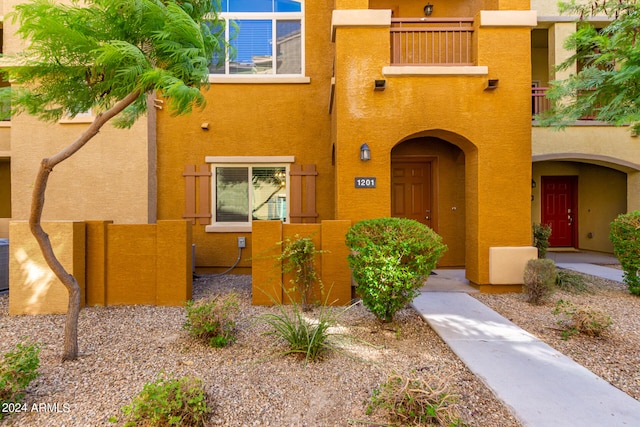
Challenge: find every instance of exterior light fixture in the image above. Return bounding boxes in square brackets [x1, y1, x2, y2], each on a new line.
[424, 3, 434, 16]
[374, 79, 386, 91]
[531, 179, 536, 188]
[360, 143, 371, 161]
[485, 79, 499, 90]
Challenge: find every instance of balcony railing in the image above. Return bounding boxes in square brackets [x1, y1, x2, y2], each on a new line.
[390, 18, 474, 66]
[532, 87, 601, 121]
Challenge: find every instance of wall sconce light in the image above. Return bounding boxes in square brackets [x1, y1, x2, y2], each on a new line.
[374, 79, 386, 91]
[360, 143, 371, 161]
[424, 3, 434, 16]
[531, 179, 537, 188]
[201, 122, 210, 130]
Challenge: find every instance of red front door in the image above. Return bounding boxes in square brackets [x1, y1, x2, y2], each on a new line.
[542, 176, 577, 247]
[391, 159, 436, 230]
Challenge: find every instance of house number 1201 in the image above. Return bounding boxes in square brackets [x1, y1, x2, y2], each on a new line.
[355, 177, 376, 188]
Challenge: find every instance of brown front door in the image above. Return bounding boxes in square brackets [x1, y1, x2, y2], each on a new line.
[542, 176, 577, 247]
[391, 159, 436, 230]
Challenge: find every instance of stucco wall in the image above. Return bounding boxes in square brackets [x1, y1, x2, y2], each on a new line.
[155, 0, 335, 273]
[10, 112, 154, 224]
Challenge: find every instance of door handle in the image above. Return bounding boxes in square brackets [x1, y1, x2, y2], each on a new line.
[425, 216, 430, 220]
[568, 215, 573, 226]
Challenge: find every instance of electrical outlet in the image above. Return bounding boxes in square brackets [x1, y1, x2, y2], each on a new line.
[237, 237, 246, 248]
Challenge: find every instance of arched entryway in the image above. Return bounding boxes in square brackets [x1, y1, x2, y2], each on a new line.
[391, 136, 466, 267]
[533, 156, 632, 253]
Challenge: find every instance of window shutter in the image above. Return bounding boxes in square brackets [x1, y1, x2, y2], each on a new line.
[289, 164, 318, 223]
[183, 165, 212, 225]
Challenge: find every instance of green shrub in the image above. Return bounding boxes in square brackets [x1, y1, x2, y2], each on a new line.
[366, 373, 467, 427]
[115, 375, 211, 427]
[346, 218, 447, 323]
[0, 341, 41, 419]
[278, 234, 324, 311]
[523, 258, 556, 305]
[184, 294, 239, 348]
[555, 269, 589, 294]
[553, 300, 612, 340]
[532, 223, 552, 259]
[260, 302, 343, 363]
[610, 211, 640, 295]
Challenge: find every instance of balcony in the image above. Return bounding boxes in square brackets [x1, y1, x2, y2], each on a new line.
[390, 18, 474, 66]
[532, 87, 602, 121]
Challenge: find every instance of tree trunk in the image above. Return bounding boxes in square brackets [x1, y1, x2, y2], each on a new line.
[29, 91, 141, 361]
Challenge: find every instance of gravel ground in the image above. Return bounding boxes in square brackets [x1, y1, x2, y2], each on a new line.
[474, 268, 640, 401]
[0, 274, 519, 427]
[2, 269, 637, 427]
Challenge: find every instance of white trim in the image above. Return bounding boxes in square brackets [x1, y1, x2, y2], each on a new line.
[206, 223, 253, 233]
[383, 66, 488, 76]
[206, 156, 295, 163]
[209, 76, 310, 84]
[331, 9, 391, 41]
[479, 10, 537, 27]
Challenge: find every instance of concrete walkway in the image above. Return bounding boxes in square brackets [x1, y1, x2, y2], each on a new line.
[412, 252, 640, 427]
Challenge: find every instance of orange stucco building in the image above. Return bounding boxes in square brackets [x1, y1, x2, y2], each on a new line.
[6, 0, 635, 301]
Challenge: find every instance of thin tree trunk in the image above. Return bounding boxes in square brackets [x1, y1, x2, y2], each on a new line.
[29, 91, 141, 361]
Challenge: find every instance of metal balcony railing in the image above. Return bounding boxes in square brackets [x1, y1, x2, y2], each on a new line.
[390, 18, 474, 66]
[532, 87, 601, 120]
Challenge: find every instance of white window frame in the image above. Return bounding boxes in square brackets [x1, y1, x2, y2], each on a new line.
[205, 156, 294, 232]
[209, 2, 307, 82]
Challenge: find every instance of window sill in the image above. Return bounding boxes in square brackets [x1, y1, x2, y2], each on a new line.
[208, 76, 311, 84]
[206, 224, 253, 233]
[59, 116, 94, 124]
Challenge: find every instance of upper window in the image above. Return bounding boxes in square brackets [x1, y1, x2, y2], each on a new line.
[210, 0, 304, 76]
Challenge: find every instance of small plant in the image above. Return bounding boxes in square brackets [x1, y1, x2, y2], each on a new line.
[346, 218, 447, 323]
[523, 258, 556, 305]
[366, 373, 467, 426]
[0, 341, 41, 419]
[114, 375, 212, 426]
[532, 223, 552, 258]
[553, 300, 612, 340]
[184, 294, 239, 348]
[260, 301, 348, 363]
[610, 212, 640, 295]
[555, 269, 589, 294]
[278, 234, 324, 311]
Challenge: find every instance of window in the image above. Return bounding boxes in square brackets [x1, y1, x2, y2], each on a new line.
[210, 0, 303, 76]
[206, 156, 294, 231]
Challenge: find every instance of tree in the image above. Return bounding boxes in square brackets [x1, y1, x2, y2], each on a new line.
[0, 0, 225, 361]
[537, 0, 640, 133]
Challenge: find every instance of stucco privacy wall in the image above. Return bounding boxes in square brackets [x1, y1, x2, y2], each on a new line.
[331, 10, 535, 285]
[9, 220, 191, 315]
[252, 221, 352, 306]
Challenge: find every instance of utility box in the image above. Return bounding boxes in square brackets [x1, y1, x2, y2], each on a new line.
[0, 239, 8, 292]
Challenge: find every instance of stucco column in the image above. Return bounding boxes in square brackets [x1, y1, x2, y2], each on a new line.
[628, 171, 640, 212]
[548, 23, 576, 81]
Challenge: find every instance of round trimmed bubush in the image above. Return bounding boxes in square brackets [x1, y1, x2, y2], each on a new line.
[345, 218, 447, 322]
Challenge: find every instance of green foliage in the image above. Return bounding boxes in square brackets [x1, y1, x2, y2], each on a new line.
[346, 218, 447, 323]
[260, 302, 347, 364]
[610, 211, 640, 295]
[278, 234, 324, 311]
[523, 259, 556, 305]
[0, 341, 41, 419]
[532, 223, 552, 259]
[115, 375, 211, 427]
[184, 294, 239, 348]
[536, 1, 640, 133]
[553, 300, 612, 340]
[0, 0, 226, 126]
[555, 269, 589, 294]
[366, 373, 468, 427]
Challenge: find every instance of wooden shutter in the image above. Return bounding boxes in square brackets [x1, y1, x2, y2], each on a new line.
[289, 164, 318, 223]
[183, 165, 212, 225]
